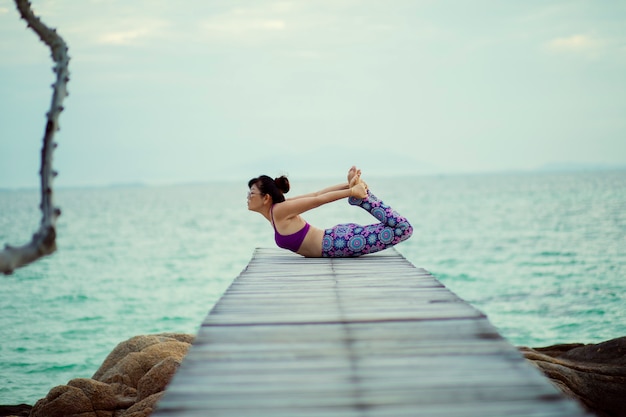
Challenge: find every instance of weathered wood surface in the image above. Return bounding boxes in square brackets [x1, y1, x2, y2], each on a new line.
[153, 248, 590, 417]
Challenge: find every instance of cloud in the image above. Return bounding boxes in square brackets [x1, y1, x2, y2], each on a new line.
[95, 19, 170, 45]
[201, 16, 287, 39]
[98, 29, 151, 45]
[292, 50, 322, 60]
[546, 34, 601, 52]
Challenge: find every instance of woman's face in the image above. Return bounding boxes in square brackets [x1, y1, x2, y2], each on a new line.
[247, 184, 265, 211]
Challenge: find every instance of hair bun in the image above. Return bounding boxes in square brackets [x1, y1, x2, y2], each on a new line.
[274, 176, 290, 194]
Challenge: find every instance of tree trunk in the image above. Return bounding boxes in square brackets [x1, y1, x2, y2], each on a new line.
[0, 0, 70, 275]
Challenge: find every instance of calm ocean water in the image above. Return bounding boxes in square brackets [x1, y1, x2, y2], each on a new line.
[1, 171, 625, 404]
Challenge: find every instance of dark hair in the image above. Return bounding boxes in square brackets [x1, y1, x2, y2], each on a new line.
[248, 175, 290, 203]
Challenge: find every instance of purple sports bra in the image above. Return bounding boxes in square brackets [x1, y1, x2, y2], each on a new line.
[270, 205, 310, 253]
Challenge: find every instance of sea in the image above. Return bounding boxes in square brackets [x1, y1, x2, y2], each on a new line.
[1, 170, 625, 405]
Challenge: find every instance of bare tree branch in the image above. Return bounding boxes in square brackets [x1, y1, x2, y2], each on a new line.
[1, 0, 70, 275]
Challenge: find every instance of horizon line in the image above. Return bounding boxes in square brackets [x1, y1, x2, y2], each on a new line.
[2, 166, 625, 192]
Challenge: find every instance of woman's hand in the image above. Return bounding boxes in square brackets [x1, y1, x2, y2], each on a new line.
[350, 182, 368, 199]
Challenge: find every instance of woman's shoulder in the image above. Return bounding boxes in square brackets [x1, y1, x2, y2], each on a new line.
[272, 200, 301, 220]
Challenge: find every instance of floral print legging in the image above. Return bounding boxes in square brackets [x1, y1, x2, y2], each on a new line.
[322, 191, 413, 257]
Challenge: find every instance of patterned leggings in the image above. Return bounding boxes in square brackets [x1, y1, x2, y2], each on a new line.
[322, 191, 413, 257]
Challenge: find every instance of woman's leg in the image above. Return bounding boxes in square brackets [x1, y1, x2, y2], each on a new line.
[322, 191, 413, 257]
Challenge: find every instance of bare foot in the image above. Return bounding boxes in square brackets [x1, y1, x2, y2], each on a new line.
[347, 166, 359, 184]
[349, 168, 368, 192]
[350, 167, 368, 188]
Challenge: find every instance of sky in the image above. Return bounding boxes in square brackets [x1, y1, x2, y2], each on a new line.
[1, 0, 625, 188]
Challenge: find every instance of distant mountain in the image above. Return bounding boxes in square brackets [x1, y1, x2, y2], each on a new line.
[231, 146, 441, 181]
[536, 162, 626, 173]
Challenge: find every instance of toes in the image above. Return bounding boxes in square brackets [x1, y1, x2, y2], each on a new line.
[347, 166, 357, 181]
[349, 173, 361, 188]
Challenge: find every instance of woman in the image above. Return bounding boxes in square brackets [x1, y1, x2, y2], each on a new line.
[247, 166, 413, 257]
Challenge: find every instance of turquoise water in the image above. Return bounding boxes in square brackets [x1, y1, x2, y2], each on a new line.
[1, 171, 625, 404]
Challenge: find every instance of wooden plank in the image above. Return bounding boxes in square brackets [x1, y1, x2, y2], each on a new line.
[152, 248, 590, 417]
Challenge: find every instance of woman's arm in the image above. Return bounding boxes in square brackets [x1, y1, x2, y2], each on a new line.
[288, 167, 361, 201]
[278, 189, 351, 219]
[276, 182, 367, 220]
[288, 183, 349, 200]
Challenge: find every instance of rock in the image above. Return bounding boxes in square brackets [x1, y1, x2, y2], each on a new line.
[95, 340, 189, 388]
[0, 404, 32, 417]
[137, 357, 181, 401]
[118, 393, 164, 417]
[30, 383, 97, 417]
[521, 336, 626, 417]
[93, 334, 193, 382]
[30, 334, 193, 417]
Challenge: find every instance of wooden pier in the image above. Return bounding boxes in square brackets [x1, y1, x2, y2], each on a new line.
[152, 248, 589, 417]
